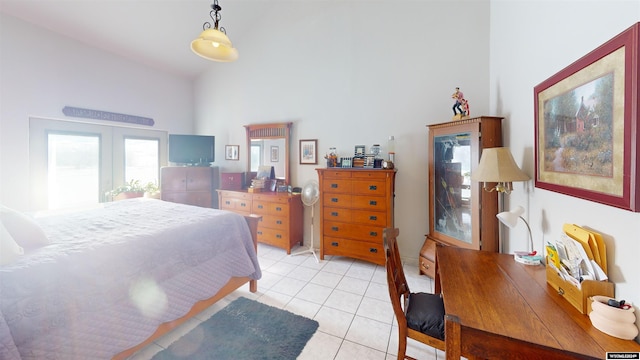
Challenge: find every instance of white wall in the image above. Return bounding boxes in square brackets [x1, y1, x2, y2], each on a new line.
[194, 0, 492, 262]
[490, 0, 640, 335]
[0, 14, 194, 210]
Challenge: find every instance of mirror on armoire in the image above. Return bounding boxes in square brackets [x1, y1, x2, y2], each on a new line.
[245, 122, 292, 186]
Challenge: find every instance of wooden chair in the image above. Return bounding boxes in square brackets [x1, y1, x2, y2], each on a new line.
[384, 228, 446, 360]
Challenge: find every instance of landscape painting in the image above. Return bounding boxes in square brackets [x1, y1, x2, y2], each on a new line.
[534, 23, 640, 211]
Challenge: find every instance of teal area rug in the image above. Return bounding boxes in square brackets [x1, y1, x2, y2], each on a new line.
[151, 297, 319, 360]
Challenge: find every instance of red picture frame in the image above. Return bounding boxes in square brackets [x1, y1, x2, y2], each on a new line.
[534, 22, 640, 212]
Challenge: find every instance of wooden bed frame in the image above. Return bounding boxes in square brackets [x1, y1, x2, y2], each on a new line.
[112, 214, 261, 360]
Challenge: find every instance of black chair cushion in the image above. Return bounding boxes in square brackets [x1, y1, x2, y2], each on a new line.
[406, 292, 445, 340]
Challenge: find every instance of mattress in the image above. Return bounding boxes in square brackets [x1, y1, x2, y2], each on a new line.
[0, 198, 261, 359]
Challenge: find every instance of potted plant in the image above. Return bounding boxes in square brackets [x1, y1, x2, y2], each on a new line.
[143, 181, 161, 199]
[107, 179, 146, 201]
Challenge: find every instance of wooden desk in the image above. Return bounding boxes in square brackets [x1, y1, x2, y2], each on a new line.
[437, 246, 640, 359]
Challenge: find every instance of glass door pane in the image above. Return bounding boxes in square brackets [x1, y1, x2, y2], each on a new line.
[125, 137, 159, 185]
[47, 133, 100, 209]
[433, 132, 473, 244]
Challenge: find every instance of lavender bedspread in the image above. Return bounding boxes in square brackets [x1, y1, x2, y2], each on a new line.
[0, 199, 261, 360]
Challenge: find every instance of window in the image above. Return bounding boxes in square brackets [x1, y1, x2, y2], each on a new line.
[29, 117, 167, 210]
[47, 133, 100, 209]
[124, 137, 159, 185]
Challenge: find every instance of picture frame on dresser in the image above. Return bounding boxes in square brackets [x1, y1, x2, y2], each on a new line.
[299, 139, 318, 164]
[225, 145, 239, 160]
[534, 22, 640, 212]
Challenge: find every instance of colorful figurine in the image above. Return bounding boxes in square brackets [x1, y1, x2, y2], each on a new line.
[451, 87, 468, 117]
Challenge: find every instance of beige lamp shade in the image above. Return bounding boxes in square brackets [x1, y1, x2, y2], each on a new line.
[471, 147, 529, 193]
[191, 28, 239, 62]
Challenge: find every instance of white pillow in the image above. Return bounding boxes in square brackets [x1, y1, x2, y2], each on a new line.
[0, 223, 24, 266]
[0, 205, 49, 249]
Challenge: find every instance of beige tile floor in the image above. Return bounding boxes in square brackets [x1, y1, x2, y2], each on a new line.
[129, 243, 444, 360]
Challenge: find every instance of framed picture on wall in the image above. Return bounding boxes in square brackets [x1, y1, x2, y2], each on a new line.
[271, 146, 279, 162]
[225, 145, 239, 161]
[299, 139, 318, 164]
[534, 22, 640, 212]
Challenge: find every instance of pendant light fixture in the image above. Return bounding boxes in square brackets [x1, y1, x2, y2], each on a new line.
[191, 0, 238, 62]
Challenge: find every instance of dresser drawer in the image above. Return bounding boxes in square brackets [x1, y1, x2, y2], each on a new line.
[419, 238, 437, 277]
[218, 190, 252, 200]
[322, 193, 352, 208]
[323, 221, 384, 241]
[323, 207, 387, 226]
[323, 236, 384, 265]
[323, 207, 352, 223]
[351, 209, 387, 226]
[351, 171, 389, 179]
[352, 179, 386, 196]
[257, 226, 288, 247]
[258, 214, 288, 231]
[252, 193, 290, 204]
[322, 179, 352, 194]
[322, 170, 353, 179]
[219, 196, 251, 213]
[419, 255, 436, 278]
[352, 195, 387, 210]
[252, 200, 289, 216]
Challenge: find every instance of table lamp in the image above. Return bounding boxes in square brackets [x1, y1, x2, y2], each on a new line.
[471, 147, 530, 194]
[496, 206, 541, 265]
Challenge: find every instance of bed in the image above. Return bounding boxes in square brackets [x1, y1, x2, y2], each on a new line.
[0, 198, 262, 360]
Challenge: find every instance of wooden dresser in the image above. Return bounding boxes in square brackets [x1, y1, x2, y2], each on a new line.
[217, 190, 303, 254]
[161, 166, 219, 208]
[317, 168, 396, 265]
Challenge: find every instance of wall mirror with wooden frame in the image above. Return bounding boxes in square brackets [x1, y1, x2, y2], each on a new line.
[245, 122, 292, 185]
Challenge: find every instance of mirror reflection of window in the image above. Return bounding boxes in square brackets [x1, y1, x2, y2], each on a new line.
[250, 144, 262, 171]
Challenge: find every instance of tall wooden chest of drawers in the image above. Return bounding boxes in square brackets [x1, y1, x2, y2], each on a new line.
[317, 168, 396, 265]
[217, 190, 303, 254]
[161, 166, 219, 208]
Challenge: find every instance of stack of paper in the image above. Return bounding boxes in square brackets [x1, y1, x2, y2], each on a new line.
[547, 224, 608, 286]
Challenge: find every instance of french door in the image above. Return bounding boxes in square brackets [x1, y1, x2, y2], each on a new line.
[29, 117, 167, 210]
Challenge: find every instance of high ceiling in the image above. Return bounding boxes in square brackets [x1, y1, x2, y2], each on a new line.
[0, 0, 271, 79]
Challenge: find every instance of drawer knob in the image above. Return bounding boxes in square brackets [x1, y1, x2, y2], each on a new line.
[558, 287, 565, 296]
[369, 200, 377, 206]
[276, 207, 282, 211]
[331, 226, 339, 232]
[276, 234, 282, 239]
[421, 261, 430, 270]
[331, 242, 339, 247]
[258, 205, 263, 209]
[276, 220, 282, 225]
[369, 215, 377, 221]
[369, 248, 378, 253]
[225, 201, 231, 205]
[331, 211, 338, 217]
[331, 183, 338, 188]
[369, 185, 377, 190]
[257, 231, 263, 235]
[331, 198, 339, 203]
[369, 231, 378, 237]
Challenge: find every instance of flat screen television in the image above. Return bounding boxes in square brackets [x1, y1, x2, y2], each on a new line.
[168, 134, 215, 166]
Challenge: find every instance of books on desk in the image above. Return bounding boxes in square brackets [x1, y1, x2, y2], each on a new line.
[514, 254, 543, 265]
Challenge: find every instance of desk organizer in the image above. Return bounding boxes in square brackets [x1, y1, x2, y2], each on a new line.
[546, 263, 614, 314]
